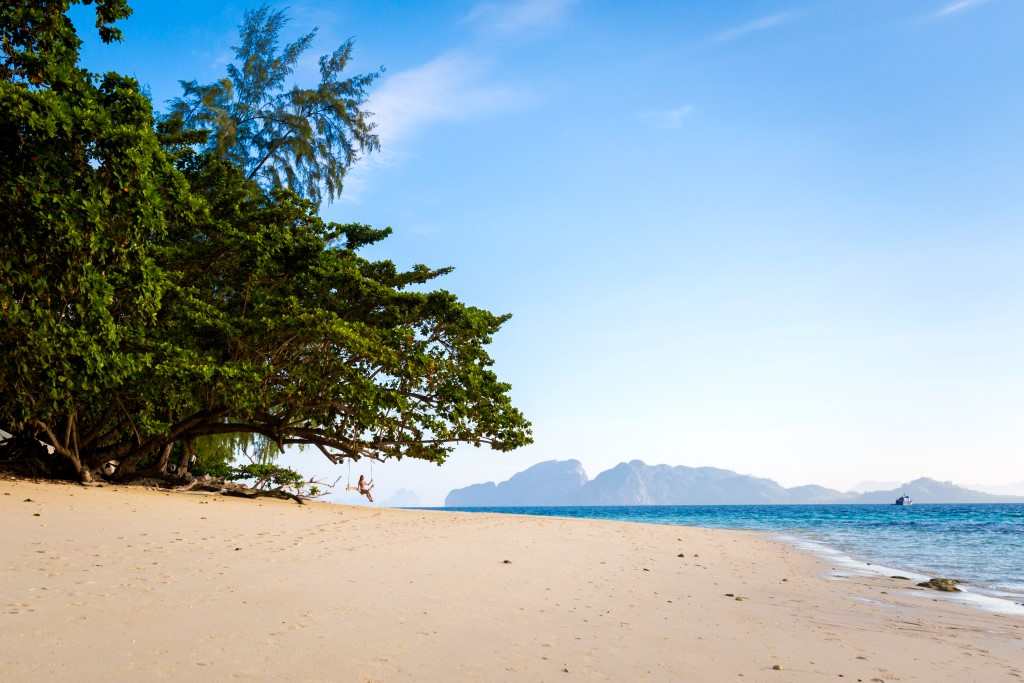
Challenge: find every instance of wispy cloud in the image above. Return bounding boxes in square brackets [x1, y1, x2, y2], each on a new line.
[341, 1, 569, 202]
[712, 12, 795, 43]
[463, 0, 577, 34]
[367, 52, 525, 146]
[639, 105, 694, 130]
[932, 0, 992, 17]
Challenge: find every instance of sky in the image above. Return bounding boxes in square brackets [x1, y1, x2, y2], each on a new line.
[74, 0, 1024, 505]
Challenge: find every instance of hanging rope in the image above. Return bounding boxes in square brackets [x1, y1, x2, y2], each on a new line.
[342, 457, 378, 500]
[345, 458, 375, 492]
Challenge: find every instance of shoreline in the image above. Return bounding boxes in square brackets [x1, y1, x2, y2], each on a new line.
[778, 534, 1024, 617]
[3, 478, 1023, 681]
[432, 504, 1024, 617]
[437, 502, 1024, 615]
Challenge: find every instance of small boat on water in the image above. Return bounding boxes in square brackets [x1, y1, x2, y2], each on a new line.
[895, 494, 913, 506]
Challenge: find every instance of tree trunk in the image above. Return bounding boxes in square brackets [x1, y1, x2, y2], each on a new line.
[178, 440, 194, 477]
[56, 437, 91, 484]
[156, 442, 174, 474]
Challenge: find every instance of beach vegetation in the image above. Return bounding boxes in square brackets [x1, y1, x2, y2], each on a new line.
[0, 1, 531, 488]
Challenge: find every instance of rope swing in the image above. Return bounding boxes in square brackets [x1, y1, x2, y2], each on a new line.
[345, 458, 375, 503]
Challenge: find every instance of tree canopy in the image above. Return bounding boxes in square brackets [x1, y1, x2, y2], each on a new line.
[0, 1, 531, 484]
[168, 6, 380, 204]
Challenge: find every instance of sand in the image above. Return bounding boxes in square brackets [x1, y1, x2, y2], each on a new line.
[1, 478, 1022, 681]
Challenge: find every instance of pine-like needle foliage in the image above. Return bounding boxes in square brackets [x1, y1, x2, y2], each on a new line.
[0, 2, 531, 484]
[168, 6, 380, 203]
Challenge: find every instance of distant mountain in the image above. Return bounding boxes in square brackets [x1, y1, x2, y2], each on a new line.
[380, 488, 421, 508]
[788, 484, 854, 504]
[573, 460, 852, 505]
[444, 460, 1024, 507]
[970, 481, 1024, 497]
[445, 460, 588, 507]
[853, 478, 1021, 504]
[850, 480, 901, 493]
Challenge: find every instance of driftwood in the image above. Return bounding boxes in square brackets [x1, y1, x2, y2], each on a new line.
[170, 476, 309, 504]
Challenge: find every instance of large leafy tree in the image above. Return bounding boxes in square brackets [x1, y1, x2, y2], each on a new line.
[102, 154, 531, 477]
[0, 2, 531, 484]
[0, 0, 193, 479]
[168, 6, 380, 204]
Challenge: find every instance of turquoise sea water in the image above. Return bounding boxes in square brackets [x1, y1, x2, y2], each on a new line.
[440, 504, 1024, 610]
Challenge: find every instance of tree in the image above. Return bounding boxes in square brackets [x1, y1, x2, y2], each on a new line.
[102, 155, 532, 478]
[0, 0, 192, 480]
[168, 6, 380, 204]
[1, 1, 132, 83]
[1, 2, 531, 485]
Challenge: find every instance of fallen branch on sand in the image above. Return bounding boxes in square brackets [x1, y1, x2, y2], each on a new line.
[171, 472, 343, 505]
[171, 477, 310, 504]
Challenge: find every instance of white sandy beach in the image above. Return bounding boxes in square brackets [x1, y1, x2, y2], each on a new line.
[2, 478, 1022, 682]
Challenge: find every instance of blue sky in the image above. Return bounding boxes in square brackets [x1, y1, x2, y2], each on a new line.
[76, 0, 1024, 504]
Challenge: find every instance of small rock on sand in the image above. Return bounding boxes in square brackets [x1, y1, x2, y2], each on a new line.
[917, 578, 960, 592]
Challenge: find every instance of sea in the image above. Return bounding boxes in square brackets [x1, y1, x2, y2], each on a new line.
[440, 503, 1024, 614]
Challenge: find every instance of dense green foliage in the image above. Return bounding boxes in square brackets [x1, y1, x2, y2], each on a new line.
[1, 0, 187, 477]
[0, 2, 531, 483]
